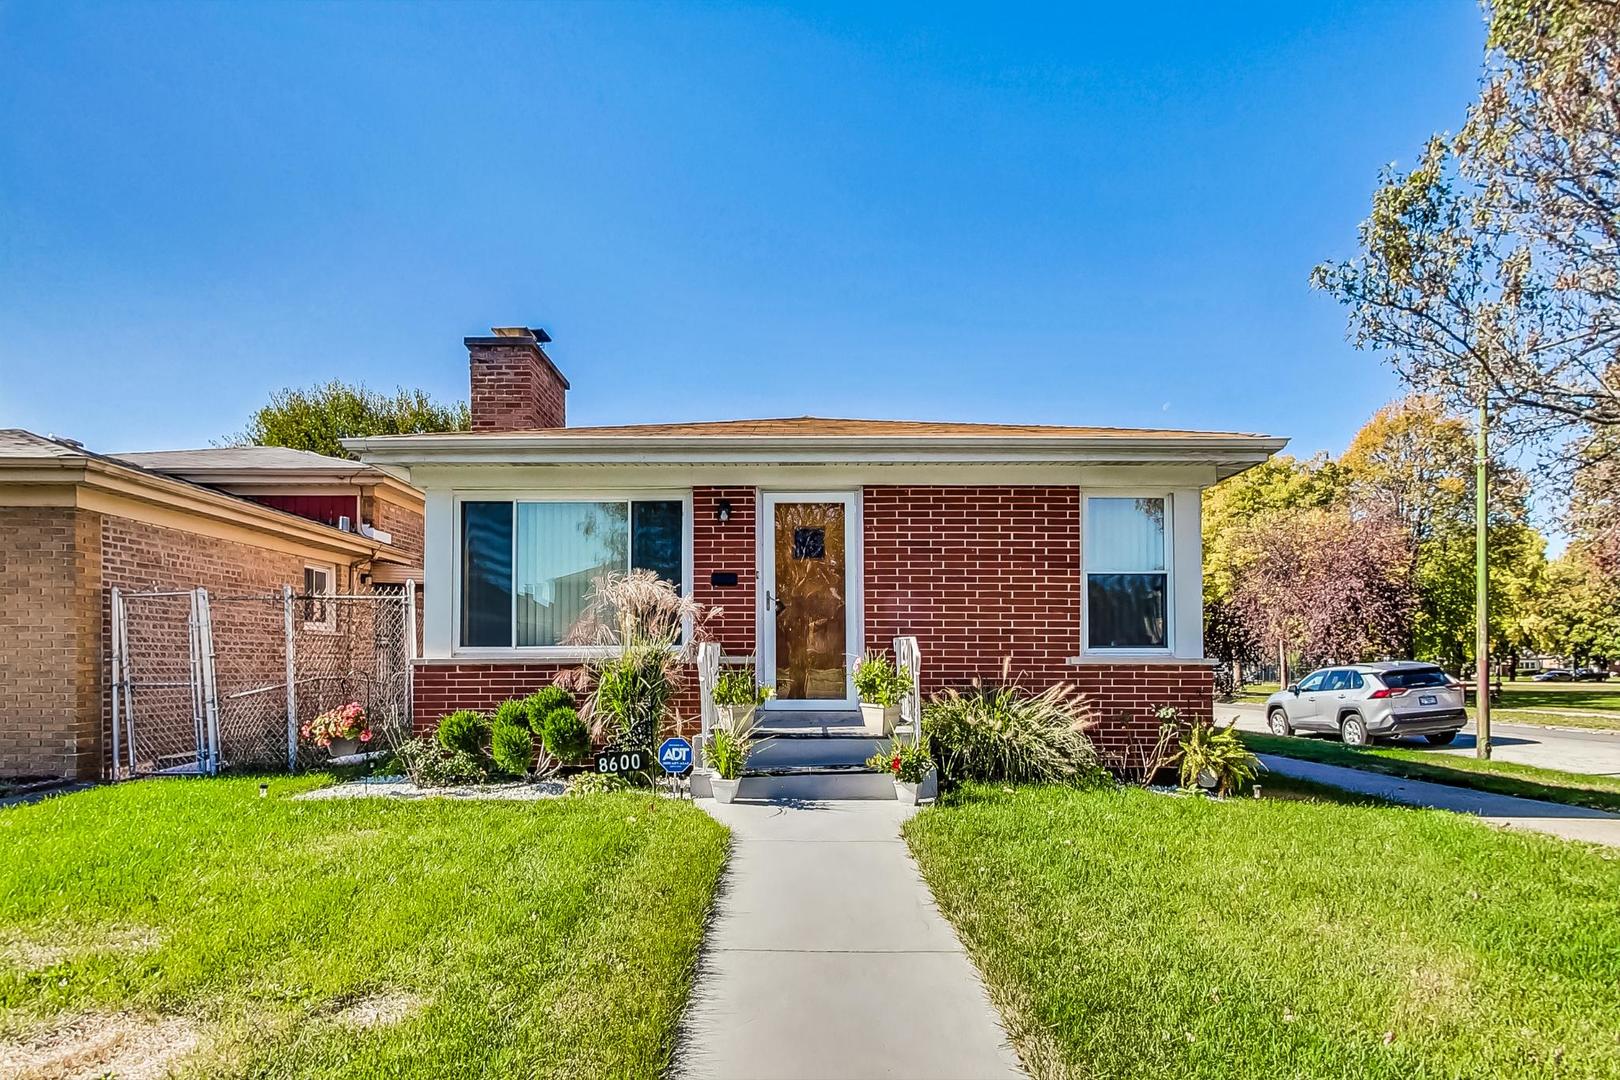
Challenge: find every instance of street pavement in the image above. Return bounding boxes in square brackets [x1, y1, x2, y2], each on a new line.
[1221, 701, 1620, 777]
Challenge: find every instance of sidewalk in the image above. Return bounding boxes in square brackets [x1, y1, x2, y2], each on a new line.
[674, 799, 1025, 1080]
[1258, 754, 1620, 848]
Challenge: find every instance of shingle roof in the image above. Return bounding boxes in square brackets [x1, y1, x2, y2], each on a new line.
[0, 429, 87, 459]
[113, 445, 378, 474]
[371, 416, 1273, 440]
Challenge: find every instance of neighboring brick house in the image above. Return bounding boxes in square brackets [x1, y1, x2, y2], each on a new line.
[0, 432, 424, 780]
[350, 326, 1287, 764]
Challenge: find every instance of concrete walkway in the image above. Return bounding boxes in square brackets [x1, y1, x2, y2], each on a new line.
[675, 799, 1025, 1080]
[1258, 753, 1620, 848]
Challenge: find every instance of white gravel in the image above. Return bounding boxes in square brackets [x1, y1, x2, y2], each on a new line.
[296, 776, 569, 801]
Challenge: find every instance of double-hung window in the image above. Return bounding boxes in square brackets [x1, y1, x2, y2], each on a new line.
[1085, 496, 1170, 650]
[460, 498, 685, 649]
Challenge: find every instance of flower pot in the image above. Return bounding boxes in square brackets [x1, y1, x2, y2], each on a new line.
[715, 704, 756, 733]
[860, 702, 900, 736]
[894, 768, 938, 806]
[711, 777, 741, 804]
[327, 738, 361, 758]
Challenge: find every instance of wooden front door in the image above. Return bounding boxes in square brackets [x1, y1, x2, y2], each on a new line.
[763, 494, 855, 706]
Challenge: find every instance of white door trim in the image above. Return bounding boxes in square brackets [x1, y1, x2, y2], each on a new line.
[758, 490, 862, 710]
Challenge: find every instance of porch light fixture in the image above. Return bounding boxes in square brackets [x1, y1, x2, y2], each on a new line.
[715, 499, 732, 523]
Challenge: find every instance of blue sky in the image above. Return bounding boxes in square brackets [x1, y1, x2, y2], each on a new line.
[0, 1, 1485, 458]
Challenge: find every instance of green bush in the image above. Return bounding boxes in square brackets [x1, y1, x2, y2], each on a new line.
[436, 709, 487, 757]
[866, 739, 934, 783]
[567, 772, 630, 796]
[493, 698, 528, 732]
[395, 735, 487, 787]
[707, 725, 753, 780]
[522, 686, 574, 733]
[923, 681, 1109, 786]
[491, 719, 534, 777]
[1175, 711, 1261, 796]
[541, 706, 592, 764]
[853, 651, 913, 707]
[712, 668, 773, 707]
[593, 647, 672, 749]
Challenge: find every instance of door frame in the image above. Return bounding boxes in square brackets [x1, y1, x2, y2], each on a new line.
[757, 490, 862, 710]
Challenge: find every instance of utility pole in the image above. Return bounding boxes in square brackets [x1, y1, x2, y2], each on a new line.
[1475, 388, 1492, 759]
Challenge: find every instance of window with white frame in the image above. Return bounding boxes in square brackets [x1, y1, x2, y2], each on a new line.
[303, 563, 335, 630]
[1085, 496, 1169, 650]
[460, 498, 685, 648]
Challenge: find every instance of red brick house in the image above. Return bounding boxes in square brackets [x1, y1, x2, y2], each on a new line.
[349, 327, 1285, 766]
[0, 432, 424, 780]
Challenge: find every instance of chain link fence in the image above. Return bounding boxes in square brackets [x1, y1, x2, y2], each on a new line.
[112, 584, 414, 777]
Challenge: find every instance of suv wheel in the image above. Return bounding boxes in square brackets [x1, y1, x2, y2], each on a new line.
[1267, 708, 1293, 737]
[1340, 713, 1371, 747]
[1424, 731, 1459, 746]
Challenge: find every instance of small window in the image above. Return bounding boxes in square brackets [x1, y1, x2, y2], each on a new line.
[1085, 496, 1169, 650]
[1345, 671, 1364, 690]
[1297, 671, 1327, 692]
[1322, 670, 1350, 692]
[303, 564, 334, 630]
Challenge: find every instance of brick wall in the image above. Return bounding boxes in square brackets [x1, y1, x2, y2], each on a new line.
[469, 340, 567, 430]
[0, 506, 102, 778]
[863, 486, 1081, 688]
[413, 662, 704, 739]
[1067, 662, 1215, 762]
[692, 486, 756, 656]
[368, 495, 425, 567]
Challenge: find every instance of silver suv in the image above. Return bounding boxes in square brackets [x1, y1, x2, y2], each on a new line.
[1264, 662, 1467, 746]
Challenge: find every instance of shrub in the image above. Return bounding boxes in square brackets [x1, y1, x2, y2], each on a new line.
[1175, 710, 1262, 796]
[395, 736, 487, 787]
[493, 698, 528, 732]
[593, 646, 672, 749]
[866, 739, 934, 783]
[491, 719, 534, 777]
[436, 709, 487, 757]
[923, 680, 1109, 786]
[712, 668, 773, 707]
[707, 725, 752, 780]
[541, 706, 592, 764]
[567, 772, 630, 796]
[853, 651, 913, 707]
[522, 686, 574, 733]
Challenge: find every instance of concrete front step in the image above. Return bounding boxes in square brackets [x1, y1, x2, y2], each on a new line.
[747, 735, 888, 772]
[722, 769, 898, 801]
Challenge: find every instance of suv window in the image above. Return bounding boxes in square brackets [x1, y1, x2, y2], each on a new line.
[1380, 667, 1449, 690]
[1322, 670, 1350, 692]
[1297, 671, 1327, 692]
[1345, 671, 1364, 689]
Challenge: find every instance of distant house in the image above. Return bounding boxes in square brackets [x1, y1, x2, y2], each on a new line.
[0, 432, 423, 780]
[349, 326, 1286, 763]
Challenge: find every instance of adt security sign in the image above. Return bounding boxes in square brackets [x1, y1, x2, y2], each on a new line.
[657, 737, 694, 776]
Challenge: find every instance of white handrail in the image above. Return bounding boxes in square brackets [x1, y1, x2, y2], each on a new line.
[696, 641, 721, 765]
[894, 635, 922, 745]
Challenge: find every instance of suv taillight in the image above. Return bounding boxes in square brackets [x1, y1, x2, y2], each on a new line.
[1368, 687, 1407, 699]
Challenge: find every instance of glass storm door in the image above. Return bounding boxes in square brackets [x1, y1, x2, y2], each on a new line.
[763, 494, 854, 707]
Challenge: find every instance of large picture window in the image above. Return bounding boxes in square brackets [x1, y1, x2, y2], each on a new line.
[1085, 496, 1169, 650]
[460, 498, 685, 649]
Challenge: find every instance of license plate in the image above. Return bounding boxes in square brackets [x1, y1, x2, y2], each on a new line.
[1419, 695, 1437, 706]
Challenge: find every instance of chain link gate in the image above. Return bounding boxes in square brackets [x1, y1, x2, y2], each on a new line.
[111, 583, 415, 777]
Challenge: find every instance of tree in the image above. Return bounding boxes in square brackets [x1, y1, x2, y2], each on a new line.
[1533, 545, 1620, 664]
[225, 381, 470, 460]
[1202, 453, 1348, 603]
[1226, 507, 1416, 673]
[1312, 1, 1620, 454]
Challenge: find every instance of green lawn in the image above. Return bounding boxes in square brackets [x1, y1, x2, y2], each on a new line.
[0, 775, 729, 1078]
[1240, 730, 1620, 813]
[906, 783, 1620, 1080]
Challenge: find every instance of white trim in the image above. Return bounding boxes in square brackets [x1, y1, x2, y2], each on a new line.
[301, 562, 337, 632]
[759, 490, 862, 710]
[448, 489, 694, 659]
[1080, 492, 1174, 657]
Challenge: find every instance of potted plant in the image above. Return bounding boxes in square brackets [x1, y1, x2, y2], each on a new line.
[302, 701, 371, 758]
[712, 667, 773, 733]
[707, 724, 752, 804]
[853, 651, 913, 736]
[1174, 710, 1262, 797]
[868, 739, 937, 805]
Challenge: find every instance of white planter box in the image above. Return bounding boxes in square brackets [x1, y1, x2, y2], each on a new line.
[711, 777, 741, 804]
[860, 702, 900, 736]
[715, 704, 756, 733]
[894, 768, 938, 806]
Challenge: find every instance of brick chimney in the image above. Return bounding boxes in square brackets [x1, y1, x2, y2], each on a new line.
[467, 326, 569, 430]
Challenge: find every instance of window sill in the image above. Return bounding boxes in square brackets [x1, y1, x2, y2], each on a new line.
[1066, 653, 1215, 667]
